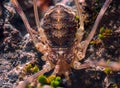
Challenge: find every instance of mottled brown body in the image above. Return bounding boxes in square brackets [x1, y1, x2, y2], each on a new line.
[42, 5, 78, 48]
[41, 5, 78, 67]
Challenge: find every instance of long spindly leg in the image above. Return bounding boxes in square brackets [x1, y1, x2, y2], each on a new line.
[74, 0, 112, 61]
[64, 71, 71, 85]
[72, 59, 120, 71]
[82, 0, 112, 57]
[52, 65, 59, 76]
[74, 0, 85, 42]
[16, 62, 53, 88]
[11, 0, 49, 53]
[11, 0, 37, 44]
[72, 61, 91, 70]
[33, 0, 40, 29]
[32, 0, 48, 46]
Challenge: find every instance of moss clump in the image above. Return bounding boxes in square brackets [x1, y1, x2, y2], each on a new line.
[55, 76, 61, 82]
[47, 75, 56, 83]
[111, 83, 118, 88]
[50, 76, 61, 87]
[38, 75, 48, 84]
[90, 41, 96, 45]
[50, 80, 60, 87]
[98, 27, 112, 40]
[104, 67, 112, 75]
[24, 63, 40, 73]
[98, 34, 104, 39]
[75, 15, 79, 21]
[37, 75, 61, 87]
[27, 84, 32, 88]
[24, 63, 33, 72]
[31, 65, 39, 73]
[100, 27, 105, 34]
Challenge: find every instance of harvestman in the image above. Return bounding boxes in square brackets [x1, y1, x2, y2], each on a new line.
[11, 0, 120, 88]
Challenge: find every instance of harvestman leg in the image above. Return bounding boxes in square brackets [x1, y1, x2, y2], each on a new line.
[11, 0, 37, 44]
[11, 0, 53, 88]
[74, 0, 85, 42]
[33, 0, 40, 29]
[73, 0, 112, 69]
[73, 59, 120, 71]
[15, 62, 52, 88]
[72, 0, 86, 61]
[11, 0, 48, 53]
[82, 0, 112, 58]
[33, 0, 49, 52]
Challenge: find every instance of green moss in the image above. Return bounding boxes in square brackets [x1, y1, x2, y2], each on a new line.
[50, 80, 60, 87]
[98, 27, 113, 40]
[27, 84, 32, 88]
[104, 67, 112, 75]
[24, 64, 33, 72]
[48, 75, 56, 83]
[47, 76, 61, 87]
[105, 29, 112, 34]
[106, 59, 110, 64]
[98, 34, 104, 39]
[27, 64, 32, 69]
[38, 75, 48, 84]
[50, 76, 61, 87]
[31, 65, 39, 73]
[98, 27, 105, 39]
[90, 41, 96, 45]
[37, 75, 62, 87]
[112, 83, 118, 88]
[100, 27, 105, 34]
[75, 15, 79, 21]
[55, 76, 61, 82]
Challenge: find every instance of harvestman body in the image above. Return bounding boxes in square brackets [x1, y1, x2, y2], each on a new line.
[11, 0, 112, 88]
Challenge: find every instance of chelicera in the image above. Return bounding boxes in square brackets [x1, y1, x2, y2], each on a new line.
[11, 0, 113, 88]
